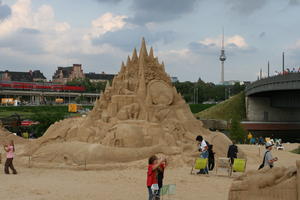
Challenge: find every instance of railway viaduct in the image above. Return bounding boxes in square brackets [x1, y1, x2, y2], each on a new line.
[0, 89, 99, 104]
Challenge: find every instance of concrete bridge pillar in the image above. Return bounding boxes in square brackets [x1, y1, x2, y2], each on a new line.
[246, 96, 300, 122]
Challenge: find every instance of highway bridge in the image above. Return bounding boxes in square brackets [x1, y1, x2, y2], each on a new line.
[245, 73, 300, 141]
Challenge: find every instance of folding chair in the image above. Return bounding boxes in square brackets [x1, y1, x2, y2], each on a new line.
[190, 158, 208, 174]
[230, 158, 247, 176]
[160, 184, 176, 200]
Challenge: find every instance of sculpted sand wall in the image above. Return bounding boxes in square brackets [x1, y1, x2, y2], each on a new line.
[228, 165, 298, 200]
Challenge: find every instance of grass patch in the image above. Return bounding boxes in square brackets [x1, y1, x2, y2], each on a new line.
[0, 105, 93, 118]
[195, 92, 246, 121]
[189, 104, 215, 114]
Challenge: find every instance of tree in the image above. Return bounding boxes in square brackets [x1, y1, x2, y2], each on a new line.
[66, 78, 106, 93]
[229, 117, 246, 144]
[29, 112, 65, 137]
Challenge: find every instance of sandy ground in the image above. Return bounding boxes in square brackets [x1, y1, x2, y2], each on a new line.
[0, 143, 299, 200]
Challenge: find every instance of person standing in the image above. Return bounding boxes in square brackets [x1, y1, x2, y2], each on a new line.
[247, 132, 253, 144]
[227, 141, 238, 165]
[4, 140, 17, 175]
[147, 155, 163, 200]
[157, 157, 167, 196]
[195, 135, 209, 174]
[258, 136, 264, 145]
[259, 142, 278, 169]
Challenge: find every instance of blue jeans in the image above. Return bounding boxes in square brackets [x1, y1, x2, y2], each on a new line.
[200, 151, 209, 174]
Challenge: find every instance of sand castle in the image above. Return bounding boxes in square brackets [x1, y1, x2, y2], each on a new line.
[23, 38, 231, 167]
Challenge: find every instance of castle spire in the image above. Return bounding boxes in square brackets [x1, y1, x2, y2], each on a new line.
[139, 37, 148, 58]
[149, 47, 154, 59]
[161, 61, 165, 71]
[132, 48, 138, 61]
[137, 51, 146, 99]
[105, 80, 110, 90]
[126, 55, 131, 66]
[121, 61, 126, 73]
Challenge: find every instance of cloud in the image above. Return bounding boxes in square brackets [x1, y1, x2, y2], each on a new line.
[0, 28, 44, 54]
[259, 32, 266, 38]
[94, 0, 122, 3]
[84, 12, 127, 40]
[226, 0, 268, 15]
[287, 39, 300, 62]
[0, 0, 131, 79]
[188, 35, 254, 55]
[0, 0, 11, 21]
[129, 0, 201, 24]
[92, 26, 176, 51]
[95, 0, 202, 25]
[289, 0, 300, 5]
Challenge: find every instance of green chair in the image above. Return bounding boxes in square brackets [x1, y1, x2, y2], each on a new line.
[230, 158, 247, 176]
[191, 158, 208, 174]
[160, 184, 176, 200]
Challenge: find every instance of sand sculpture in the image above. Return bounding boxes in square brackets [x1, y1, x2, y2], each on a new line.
[24, 38, 231, 167]
[0, 124, 25, 146]
[228, 163, 299, 200]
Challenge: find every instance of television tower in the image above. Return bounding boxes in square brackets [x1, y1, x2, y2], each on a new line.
[219, 28, 226, 84]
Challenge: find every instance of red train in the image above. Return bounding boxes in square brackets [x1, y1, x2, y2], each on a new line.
[0, 81, 85, 92]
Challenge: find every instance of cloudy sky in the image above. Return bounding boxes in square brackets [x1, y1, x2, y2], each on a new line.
[0, 0, 300, 83]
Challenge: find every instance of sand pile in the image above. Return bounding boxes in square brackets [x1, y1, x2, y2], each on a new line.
[23, 38, 232, 168]
[228, 164, 298, 200]
[0, 126, 26, 146]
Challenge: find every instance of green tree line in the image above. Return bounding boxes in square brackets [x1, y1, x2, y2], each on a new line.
[174, 78, 245, 103]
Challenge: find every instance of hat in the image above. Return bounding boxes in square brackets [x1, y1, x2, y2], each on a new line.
[265, 142, 274, 148]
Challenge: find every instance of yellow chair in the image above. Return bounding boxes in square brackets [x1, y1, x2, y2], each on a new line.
[231, 158, 247, 174]
[191, 158, 208, 174]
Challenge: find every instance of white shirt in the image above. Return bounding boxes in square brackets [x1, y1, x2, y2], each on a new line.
[199, 140, 207, 152]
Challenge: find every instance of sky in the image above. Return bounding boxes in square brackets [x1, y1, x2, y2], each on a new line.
[0, 0, 300, 83]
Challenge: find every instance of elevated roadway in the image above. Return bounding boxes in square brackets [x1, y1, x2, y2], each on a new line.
[244, 73, 300, 141]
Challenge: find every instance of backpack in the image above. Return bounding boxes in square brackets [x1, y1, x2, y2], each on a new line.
[258, 151, 270, 170]
[205, 140, 212, 151]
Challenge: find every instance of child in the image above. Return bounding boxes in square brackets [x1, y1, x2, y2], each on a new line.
[4, 140, 17, 175]
[147, 155, 163, 200]
[157, 157, 167, 193]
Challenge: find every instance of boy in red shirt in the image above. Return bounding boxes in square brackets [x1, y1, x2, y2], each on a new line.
[147, 155, 164, 200]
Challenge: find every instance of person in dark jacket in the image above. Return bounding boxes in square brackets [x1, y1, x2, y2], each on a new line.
[227, 141, 238, 165]
[207, 144, 215, 171]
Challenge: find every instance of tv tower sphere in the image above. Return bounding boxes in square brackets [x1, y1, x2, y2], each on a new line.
[219, 50, 226, 61]
[219, 28, 226, 83]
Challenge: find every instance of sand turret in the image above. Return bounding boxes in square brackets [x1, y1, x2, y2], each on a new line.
[131, 48, 138, 62]
[149, 47, 154, 59]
